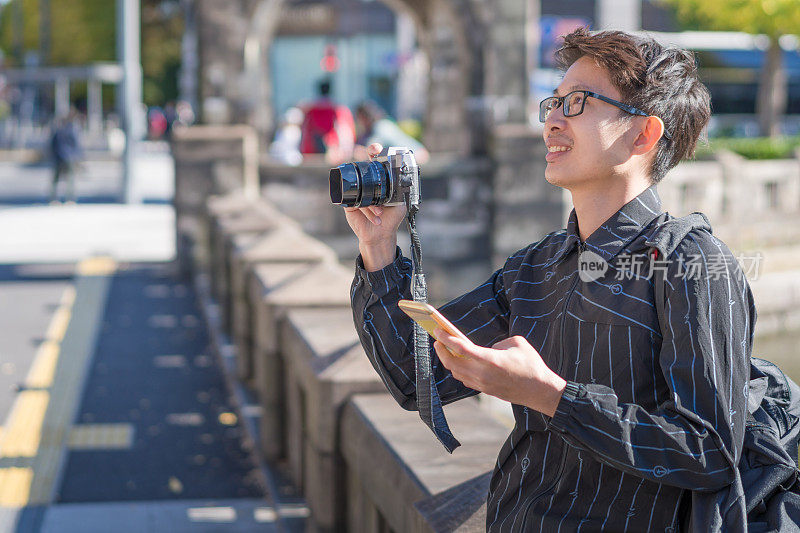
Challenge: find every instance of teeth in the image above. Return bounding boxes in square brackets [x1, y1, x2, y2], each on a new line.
[548, 146, 571, 153]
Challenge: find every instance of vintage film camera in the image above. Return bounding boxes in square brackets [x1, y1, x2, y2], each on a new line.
[329, 147, 420, 208]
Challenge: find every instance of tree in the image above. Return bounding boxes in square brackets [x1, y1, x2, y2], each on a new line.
[662, 0, 800, 137]
[140, 0, 183, 106]
[0, 0, 115, 66]
[0, 0, 182, 107]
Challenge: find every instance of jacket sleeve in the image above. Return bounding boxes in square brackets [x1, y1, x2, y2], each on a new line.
[548, 231, 753, 491]
[351, 247, 511, 411]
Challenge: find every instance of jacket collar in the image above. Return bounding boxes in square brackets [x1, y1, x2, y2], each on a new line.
[550, 184, 664, 264]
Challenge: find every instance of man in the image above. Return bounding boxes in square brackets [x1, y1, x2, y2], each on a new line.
[299, 79, 355, 163]
[49, 111, 83, 205]
[345, 28, 754, 530]
[353, 100, 429, 163]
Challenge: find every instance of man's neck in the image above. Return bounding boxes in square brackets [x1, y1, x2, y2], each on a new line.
[569, 178, 652, 242]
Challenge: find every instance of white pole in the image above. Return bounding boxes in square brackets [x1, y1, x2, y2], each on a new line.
[117, 0, 143, 204]
[88, 79, 103, 136]
[55, 76, 69, 119]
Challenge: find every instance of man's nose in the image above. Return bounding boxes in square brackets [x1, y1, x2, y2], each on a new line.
[545, 106, 566, 132]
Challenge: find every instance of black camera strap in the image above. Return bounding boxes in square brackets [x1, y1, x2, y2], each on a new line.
[404, 193, 460, 453]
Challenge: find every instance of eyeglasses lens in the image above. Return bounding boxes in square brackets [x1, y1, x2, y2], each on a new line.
[539, 98, 559, 122]
[565, 92, 585, 117]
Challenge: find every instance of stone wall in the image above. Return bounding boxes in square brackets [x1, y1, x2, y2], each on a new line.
[172, 125, 259, 276]
[174, 124, 510, 532]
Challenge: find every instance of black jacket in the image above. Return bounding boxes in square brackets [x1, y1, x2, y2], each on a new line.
[351, 185, 755, 531]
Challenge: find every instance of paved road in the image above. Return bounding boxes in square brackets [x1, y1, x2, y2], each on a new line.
[0, 149, 289, 532]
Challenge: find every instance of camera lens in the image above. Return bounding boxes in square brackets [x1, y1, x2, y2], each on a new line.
[329, 160, 389, 207]
[359, 161, 388, 206]
[330, 165, 359, 205]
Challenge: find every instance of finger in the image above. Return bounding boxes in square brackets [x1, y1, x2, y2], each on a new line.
[359, 207, 382, 226]
[367, 205, 383, 216]
[343, 207, 368, 222]
[492, 336, 522, 350]
[433, 340, 459, 367]
[367, 143, 383, 159]
[434, 328, 477, 359]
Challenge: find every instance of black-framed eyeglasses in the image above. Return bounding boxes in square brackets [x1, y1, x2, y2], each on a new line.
[539, 90, 672, 140]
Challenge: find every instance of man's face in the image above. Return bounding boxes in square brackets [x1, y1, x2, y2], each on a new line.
[543, 56, 638, 189]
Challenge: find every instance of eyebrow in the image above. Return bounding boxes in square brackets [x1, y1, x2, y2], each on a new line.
[552, 84, 593, 96]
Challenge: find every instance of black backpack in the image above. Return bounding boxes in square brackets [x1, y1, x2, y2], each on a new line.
[648, 212, 800, 532]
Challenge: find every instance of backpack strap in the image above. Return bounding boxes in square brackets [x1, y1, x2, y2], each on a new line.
[648, 212, 711, 339]
[652, 248, 667, 339]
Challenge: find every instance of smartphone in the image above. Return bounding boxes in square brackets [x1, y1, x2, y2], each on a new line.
[397, 300, 471, 357]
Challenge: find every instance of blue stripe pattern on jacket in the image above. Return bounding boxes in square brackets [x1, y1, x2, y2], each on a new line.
[350, 184, 755, 531]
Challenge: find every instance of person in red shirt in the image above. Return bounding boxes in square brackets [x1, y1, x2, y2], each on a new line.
[299, 79, 355, 163]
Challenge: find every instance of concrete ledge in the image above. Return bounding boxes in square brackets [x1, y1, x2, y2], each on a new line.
[414, 472, 493, 532]
[341, 394, 508, 533]
[281, 308, 386, 530]
[231, 227, 336, 382]
[209, 202, 290, 330]
[249, 262, 352, 461]
[172, 125, 259, 276]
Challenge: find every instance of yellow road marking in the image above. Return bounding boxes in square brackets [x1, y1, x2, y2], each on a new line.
[0, 467, 33, 506]
[0, 260, 116, 507]
[25, 285, 76, 391]
[68, 424, 134, 450]
[26, 341, 60, 389]
[0, 391, 50, 457]
[77, 256, 117, 277]
[45, 307, 70, 342]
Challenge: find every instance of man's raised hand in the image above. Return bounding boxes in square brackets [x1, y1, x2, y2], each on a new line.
[342, 143, 407, 271]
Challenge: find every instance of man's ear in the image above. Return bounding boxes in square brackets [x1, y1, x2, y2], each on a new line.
[632, 116, 665, 155]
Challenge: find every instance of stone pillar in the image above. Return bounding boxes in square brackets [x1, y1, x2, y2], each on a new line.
[490, 124, 566, 267]
[179, 0, 200, 113]
[171, 125, 260, 277]
[485, 0, 529, 125]
[195, 0, 249, 125]
[421, 0, 471, 155]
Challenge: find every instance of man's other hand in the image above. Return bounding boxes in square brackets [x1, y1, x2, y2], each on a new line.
[433, 330, 568, 418]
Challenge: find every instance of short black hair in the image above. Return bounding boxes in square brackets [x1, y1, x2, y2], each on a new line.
[318, 79, 332, 96]
[556, 28, 711, 184]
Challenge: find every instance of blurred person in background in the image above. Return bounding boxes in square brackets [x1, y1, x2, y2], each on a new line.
[354, 100, 429, 163]
[148, 106, 168, 140]
[49, 109, 83, 205]
[174, 100, 195, 128]
[269, 106, 304, 166]
[299, 79, 355, 164]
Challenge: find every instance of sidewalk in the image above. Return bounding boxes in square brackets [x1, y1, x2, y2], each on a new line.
[0, 149, 294, 532]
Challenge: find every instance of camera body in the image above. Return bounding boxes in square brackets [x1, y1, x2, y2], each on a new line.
[330, 147, 420, 208]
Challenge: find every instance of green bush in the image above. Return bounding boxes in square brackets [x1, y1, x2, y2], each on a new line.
[696, 136, 800, 160]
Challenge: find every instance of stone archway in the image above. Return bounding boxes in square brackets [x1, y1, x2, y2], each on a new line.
[193, 0, 529, 156]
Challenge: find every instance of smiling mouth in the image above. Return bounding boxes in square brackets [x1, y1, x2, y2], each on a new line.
[547, 146, 572, 153]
